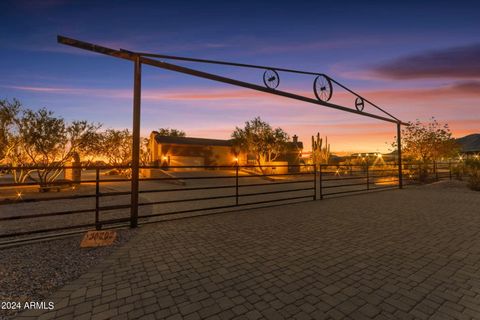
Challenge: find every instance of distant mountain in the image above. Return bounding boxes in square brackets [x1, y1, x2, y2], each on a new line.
[456, 134, 480, 152]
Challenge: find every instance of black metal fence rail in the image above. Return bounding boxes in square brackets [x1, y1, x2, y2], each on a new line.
[0, 164, 315, 242]
[402, 161, 457, 185]
[0, 162, 461, 244]
[318, 164, 399, 198]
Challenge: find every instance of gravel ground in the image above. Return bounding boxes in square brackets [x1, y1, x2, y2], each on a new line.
[0, 228, 137, 319]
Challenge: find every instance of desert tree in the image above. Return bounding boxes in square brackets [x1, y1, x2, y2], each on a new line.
[231, 117, 289, 169]
[98, 129, 153, 175]
[77, 131, 104, 166]
[0, 98, 21, 163]
[92, 128, 172, 171]
[98, 129, 132, 169]
[7, 106, 100, 184]
[156, 128, 186, 137]
[393, 117, 459, 180]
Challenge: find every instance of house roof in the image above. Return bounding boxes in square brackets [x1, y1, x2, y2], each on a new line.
[154, 133, 303, 149]
[154, 135, 234, 147]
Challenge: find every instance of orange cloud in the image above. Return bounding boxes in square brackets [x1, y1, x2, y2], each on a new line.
[4, 82, 478, 154]
[4, 85, 268, 101]
[8, 80, 480, 104]
[143, 89, 266, 101]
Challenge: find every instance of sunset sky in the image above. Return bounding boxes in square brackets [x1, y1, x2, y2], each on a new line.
[1, 0, 479, 153]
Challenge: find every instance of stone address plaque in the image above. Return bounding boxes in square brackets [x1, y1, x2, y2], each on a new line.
[80, 230, 117, 248]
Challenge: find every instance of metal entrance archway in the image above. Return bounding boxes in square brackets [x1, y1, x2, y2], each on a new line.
[57, 35, 408, 228]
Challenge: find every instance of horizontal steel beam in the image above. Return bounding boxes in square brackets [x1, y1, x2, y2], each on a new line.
[57, 35, 408, 125]
[120, 49, 401, 122]
[120, 49, 324, 76]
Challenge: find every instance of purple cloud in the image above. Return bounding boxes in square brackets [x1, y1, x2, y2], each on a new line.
[450, 80, 480, 93]
[372, 43, 480, 79]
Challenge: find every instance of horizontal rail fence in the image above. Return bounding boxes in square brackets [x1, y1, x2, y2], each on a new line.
[136, 164, 315, 222]
[402, 161, 459, 185]
[319, 164, 400, 198]
[0, 164, 315, 243]
[0, 161, 464, 244]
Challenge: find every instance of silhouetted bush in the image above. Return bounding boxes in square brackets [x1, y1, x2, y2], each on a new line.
[465, 159, 480, 191]
[451, 163, 465, 180]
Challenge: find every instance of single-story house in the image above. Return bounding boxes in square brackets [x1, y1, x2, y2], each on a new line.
[148, 131, 303, 169]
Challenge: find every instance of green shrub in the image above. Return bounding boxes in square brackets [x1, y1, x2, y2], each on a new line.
[410, 163, 436, 183]
[468, 173, 480, 191]
[465, 159, 480, 191]
[418, 165, 430, 183]
[451, 163, 465, 180]
[465, 158, 480, 170]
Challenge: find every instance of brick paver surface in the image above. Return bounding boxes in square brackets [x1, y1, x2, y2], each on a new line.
[16, 184, 480, 319]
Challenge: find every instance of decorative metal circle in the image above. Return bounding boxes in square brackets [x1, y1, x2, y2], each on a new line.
[263, 69, 280, 89]
[313, 75, 333, 102]
[355, 97, 365, 111]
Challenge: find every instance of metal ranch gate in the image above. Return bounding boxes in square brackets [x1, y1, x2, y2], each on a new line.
[56, 35, 408, 228]
[0, 36, 410, 245]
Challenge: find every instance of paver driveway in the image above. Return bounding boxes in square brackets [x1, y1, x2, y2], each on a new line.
[17, 183, 480, 319]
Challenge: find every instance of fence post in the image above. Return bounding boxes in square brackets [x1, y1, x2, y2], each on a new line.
[366, 161, 370, 190]
[235, 164, 239, 205]
[130, 56, 142, 228]
[313, 165, 317, 200]
[449, 160, 452, 180]
[397, 122, 403, 189]
[319, 165, 323, 200]
[95, 167, 101, 230]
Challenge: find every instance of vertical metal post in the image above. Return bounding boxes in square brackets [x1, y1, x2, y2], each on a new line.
[130, 56, 142, 228]
[95, 167, 100, 230]
[313, 165, 317, 200]
[366, 160, 370, 190]
[319, 164, 323, 200]
[397, 122, 403, 189]
[449, 160, 452, 180]
[235, 164, 239, 205]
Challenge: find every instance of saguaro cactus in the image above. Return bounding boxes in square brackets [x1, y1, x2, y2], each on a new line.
[311, 132, 330, 168]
